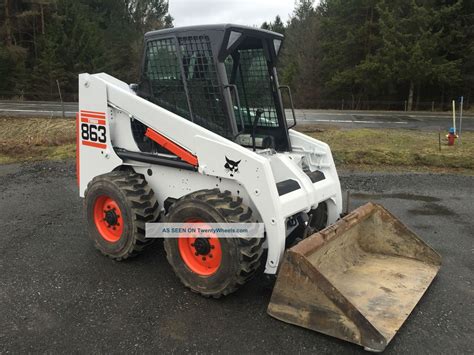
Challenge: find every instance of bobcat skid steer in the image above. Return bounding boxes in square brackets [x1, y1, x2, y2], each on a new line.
[77, 25, 441, 352]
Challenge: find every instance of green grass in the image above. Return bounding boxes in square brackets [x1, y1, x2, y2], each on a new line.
[299, 126, 474, 174]
[1, 117, 473, 174]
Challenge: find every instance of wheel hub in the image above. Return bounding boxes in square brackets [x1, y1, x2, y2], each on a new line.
[104, 208, 119, 226]
[177, 219, 222, 276]
[93, 195, 123, 243]
[193, 238, 211, 255]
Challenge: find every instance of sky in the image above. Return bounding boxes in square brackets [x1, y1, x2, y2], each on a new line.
[168, 0, 296, 28]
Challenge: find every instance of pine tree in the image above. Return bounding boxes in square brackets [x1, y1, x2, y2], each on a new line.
[278, 0, 318, 106]
[376, 0, 461, 110]
[261, 15, 285, 35]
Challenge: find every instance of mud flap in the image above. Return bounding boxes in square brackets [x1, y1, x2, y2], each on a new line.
[268, 203, 441, 352]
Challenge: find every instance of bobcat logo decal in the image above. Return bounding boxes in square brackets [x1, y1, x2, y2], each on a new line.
[224, 156, 241, 177]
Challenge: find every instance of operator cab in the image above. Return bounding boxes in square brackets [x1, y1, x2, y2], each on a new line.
[136, 24, 293, 153]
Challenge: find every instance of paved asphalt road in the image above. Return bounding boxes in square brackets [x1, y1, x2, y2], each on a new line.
[0, 101, 78, 117]
[1, 100, 473, 131]
[0, 160, 472, 353]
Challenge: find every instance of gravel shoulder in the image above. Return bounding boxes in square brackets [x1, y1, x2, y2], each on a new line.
[0, 160, 473, 353]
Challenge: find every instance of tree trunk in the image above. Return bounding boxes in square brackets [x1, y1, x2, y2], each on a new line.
[407, 80, 414, 111]
[4, 0, 13, 45]
[415, 84, 420, 111]
[440, 84, 445, 110]
[41, 4, 45, 35]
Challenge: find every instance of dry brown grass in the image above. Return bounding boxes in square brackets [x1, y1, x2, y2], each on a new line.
[299, 126, 474, 174]
[1, 117, 473, 175]
[0, 117, 75, 163]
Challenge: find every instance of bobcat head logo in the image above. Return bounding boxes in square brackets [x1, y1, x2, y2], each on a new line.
[224, 156, 241, 177]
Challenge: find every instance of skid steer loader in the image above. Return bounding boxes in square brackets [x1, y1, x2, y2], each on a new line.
[77, 24, 440, 351]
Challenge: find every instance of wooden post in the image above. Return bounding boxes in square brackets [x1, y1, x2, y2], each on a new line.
[452, 100, 456, 133]
[459, 96, 464, 145]
[56, 80, 65, 119]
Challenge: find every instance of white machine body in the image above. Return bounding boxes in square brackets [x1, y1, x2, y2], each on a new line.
[78, 73, 343, 274]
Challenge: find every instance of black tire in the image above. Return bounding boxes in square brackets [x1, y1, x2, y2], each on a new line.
[164, 189, 264, 298]
[84, 170, 159, 260]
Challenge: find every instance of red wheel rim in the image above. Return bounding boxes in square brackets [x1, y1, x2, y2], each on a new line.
[178, 218, 222, 276]
[93, 195, 123, 243]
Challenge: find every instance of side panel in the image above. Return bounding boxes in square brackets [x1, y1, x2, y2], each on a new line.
[133, 165, 257, 217]
[193, 136, 287, 274]
[78, 74, 122, 197]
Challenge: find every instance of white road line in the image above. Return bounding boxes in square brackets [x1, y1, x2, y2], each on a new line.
[0, 109, 76, 114]
[304, 119, 408, 124]
[296, 111, 410, 117]
[294, 111, 469, 119]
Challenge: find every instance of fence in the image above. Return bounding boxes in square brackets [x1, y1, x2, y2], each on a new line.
[0, 90, 78, 103]
[0, 90, 469, 113]
[295, 98, 470, 112]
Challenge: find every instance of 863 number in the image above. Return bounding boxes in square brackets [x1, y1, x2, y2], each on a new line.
[81, 124, 106, 143]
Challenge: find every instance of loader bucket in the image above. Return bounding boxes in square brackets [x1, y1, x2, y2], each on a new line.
[268, 203, 441, 352]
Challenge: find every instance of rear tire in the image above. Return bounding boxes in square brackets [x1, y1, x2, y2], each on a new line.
[84, 171, 159, 260]
[164, 189, 264, 298]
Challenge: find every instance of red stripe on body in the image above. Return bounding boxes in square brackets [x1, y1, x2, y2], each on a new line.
[80, 109, 106, 116]
[81, 117, 106, 125]
[81, 113, 106, 120]
[82, 141, 107, 149]
[76, 113, 80, 187]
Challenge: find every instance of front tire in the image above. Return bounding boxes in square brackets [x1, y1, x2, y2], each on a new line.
[84, 171, 159, 260]
[164, 189, 264, 298]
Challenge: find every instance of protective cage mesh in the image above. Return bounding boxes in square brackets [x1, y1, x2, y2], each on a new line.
[225, 48, 279, 128]
[143, 35, 231, 138]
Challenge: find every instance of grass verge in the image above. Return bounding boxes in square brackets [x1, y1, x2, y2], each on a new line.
[1, 118, 473, 174]
[0, 117, 75, 164]
[299, 125, 474, 174]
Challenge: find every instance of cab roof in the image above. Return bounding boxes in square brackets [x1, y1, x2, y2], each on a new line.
[145, 24, 284, 62]
[145, 23, 284, 40]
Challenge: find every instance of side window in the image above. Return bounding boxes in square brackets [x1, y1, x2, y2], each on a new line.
[178, 36, 230, 137]
[227, 48, 279, 128]
[140, 36, 231, 139]
[144, 39, 190, 120]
